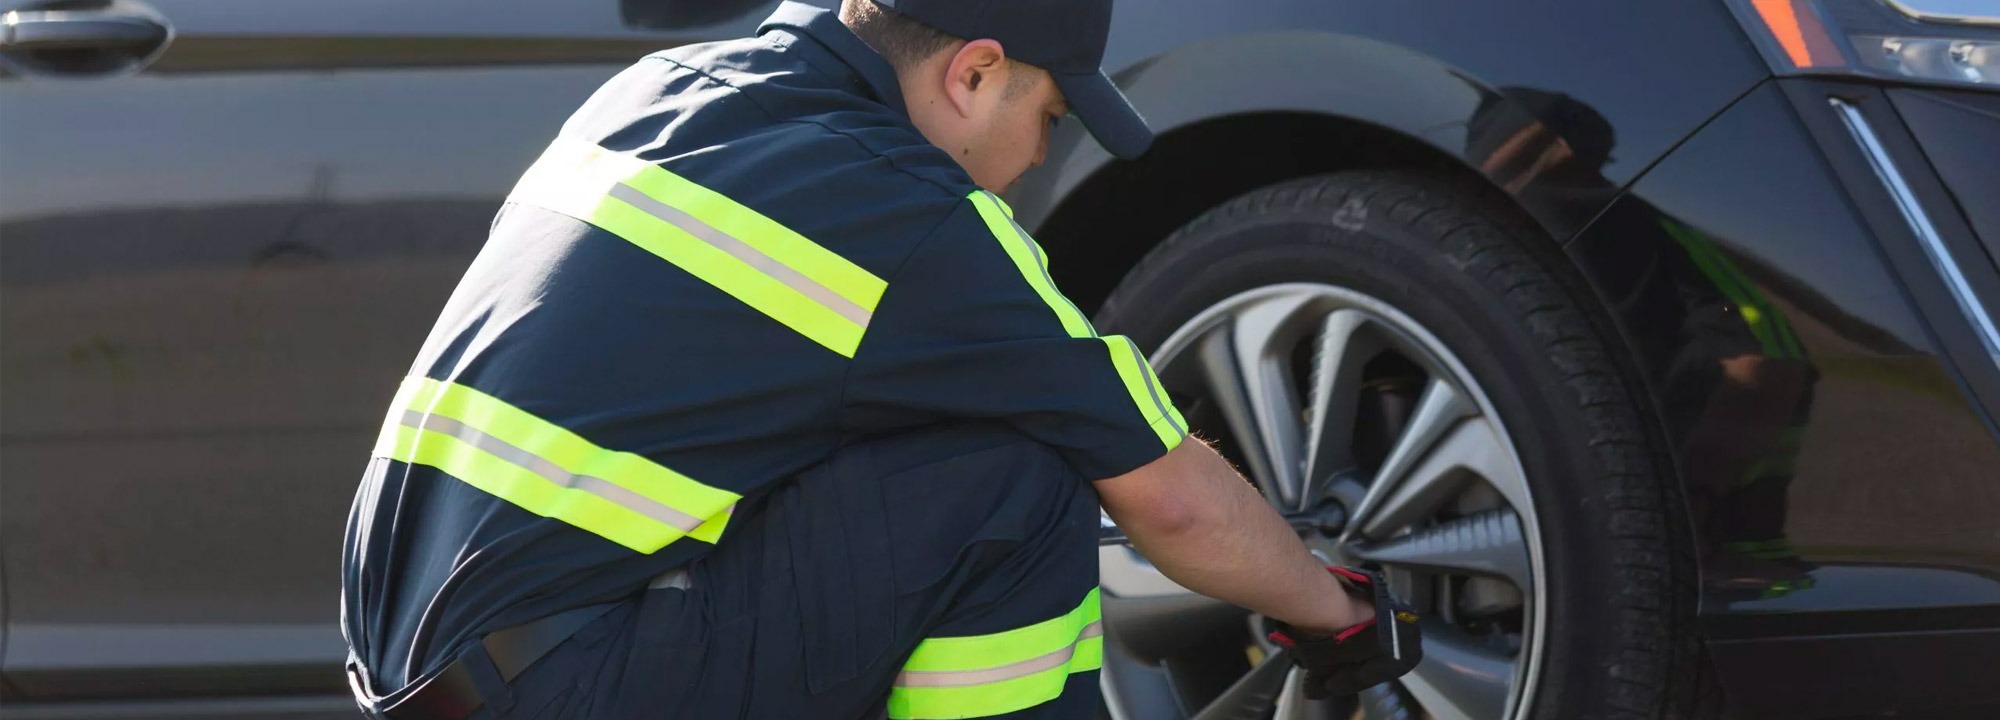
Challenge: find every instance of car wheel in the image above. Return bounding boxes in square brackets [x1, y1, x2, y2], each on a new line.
[1092, 172, 1712, 719]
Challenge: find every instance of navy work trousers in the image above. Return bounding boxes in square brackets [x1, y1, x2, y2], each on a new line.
[458, 424, 1106, 720]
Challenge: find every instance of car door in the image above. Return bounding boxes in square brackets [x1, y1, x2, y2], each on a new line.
[0, 0, 796, 711]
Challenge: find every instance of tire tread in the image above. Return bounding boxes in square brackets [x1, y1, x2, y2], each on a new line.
[1101, 171, 1720, 720]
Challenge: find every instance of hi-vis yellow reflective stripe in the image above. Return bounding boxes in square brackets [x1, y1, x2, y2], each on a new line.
[888, 588, 1104, 719]
[969, 191, 1186, 451]
[372, 376, 739, 553]
[507, 137, 887, 357]
[1106, 335, 1191, 449]
[969, 191, 1093, 338]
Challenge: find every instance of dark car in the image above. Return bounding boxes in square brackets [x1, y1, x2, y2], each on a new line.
[4, 0, 1998, 718]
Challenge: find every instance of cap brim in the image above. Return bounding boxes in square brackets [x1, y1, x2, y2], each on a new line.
[1052, 70, 1153, 160]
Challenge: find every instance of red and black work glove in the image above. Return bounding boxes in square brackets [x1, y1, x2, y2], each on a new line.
[1267, 566, 1424, 699]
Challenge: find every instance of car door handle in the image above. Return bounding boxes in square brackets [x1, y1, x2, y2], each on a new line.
[0, 9, 169, 52]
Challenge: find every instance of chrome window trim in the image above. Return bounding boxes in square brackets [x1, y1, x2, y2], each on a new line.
[1830, 97, 2000, 372]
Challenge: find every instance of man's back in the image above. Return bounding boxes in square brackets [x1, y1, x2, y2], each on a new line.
[342, 23, 980, 687]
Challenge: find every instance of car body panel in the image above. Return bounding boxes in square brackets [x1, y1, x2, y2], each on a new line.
[1566, 80, 2000, 716]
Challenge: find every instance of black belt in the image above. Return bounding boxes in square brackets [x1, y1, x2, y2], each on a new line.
[349, 602, 620, 720]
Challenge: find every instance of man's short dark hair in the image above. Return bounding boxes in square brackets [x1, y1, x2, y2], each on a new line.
[841, 0, 961, 72]
[841, 0, 1040, 99]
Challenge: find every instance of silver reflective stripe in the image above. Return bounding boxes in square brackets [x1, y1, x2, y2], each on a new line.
[605, 183, 873, 328]
[894, 621, 1104, 689]
[649, 567, 693, 590]
[1121, 338, 1184, 437]
[399, 410, 711, 532]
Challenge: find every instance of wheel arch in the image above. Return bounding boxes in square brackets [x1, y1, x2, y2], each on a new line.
[1031, 110, 1525, 316]
[1013, 31, 1630, 314]
[1016, 30, 1692, 554]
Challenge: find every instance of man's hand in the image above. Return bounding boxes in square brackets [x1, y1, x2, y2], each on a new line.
[1099, 440, 1422, 695]
[1268, 567, 1424, 698]
[1095, 440, 1372, 632]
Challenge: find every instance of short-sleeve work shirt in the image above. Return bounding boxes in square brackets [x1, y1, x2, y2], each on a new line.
[342, 0, 1186, 688]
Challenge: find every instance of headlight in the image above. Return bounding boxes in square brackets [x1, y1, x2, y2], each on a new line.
[1856, 35, 1997, 83]
[1728, 0, 2000, 88]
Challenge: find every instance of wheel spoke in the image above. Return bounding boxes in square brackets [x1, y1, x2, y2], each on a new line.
[1302, 309, 1380, 507]
[1195, 293, 1313, 506]
[1273, 669, 1307, 720]
[1193, 329, 1268, 495]
[1467, 422, 1532, 514]
[1100, 593, 1251, 663]
[1399, 626, 1516, 720]
[1346, 509, 1531, 590]
[1358, 416, 1515, 537]
[1190, 650, 1294, 720]
[1342, 379, 1475, 539]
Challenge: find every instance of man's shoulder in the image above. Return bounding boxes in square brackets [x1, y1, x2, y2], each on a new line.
[563, 38, 992, 274]
[660, 116, 977, 243]
[640, 37, 975, 204]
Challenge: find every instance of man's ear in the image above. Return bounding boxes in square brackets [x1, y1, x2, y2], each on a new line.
[941, 39, 1008, 118]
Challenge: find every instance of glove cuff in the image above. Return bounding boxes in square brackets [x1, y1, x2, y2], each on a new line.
[1328, 565, 1372, 586]
[1326, 565, 1380, 640]
[1269, 565, 1379, 646]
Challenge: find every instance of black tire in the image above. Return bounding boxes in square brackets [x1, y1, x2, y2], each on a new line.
[1094, 171, 1716, 720]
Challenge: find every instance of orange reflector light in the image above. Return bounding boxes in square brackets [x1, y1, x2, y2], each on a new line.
[1750, 0, 1847, 68]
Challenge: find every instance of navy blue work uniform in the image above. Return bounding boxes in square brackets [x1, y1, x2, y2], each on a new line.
[340, 3, 1186, 719]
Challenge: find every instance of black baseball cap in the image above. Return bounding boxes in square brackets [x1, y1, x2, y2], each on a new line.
[869, 0, 1153, 159]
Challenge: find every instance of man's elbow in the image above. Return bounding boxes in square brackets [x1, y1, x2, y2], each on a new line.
[1124, 492, 1202, 538]
[1097, 441, 1229, 541]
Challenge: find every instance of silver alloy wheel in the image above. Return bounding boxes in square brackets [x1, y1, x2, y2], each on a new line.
[1100, 283, 1547, 720]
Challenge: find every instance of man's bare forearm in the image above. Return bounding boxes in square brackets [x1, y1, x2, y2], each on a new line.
[1097, 439, 1370, 633]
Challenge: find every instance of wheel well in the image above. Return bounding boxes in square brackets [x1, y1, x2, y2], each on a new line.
[1045, 113, 1701, 632]
[1037, 112, 1539, 315]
